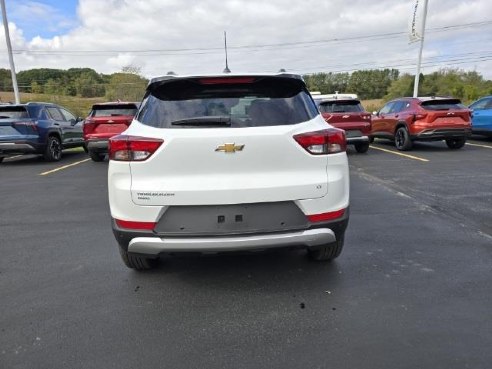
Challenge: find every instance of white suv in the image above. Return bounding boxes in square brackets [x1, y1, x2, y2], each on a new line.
[108, 73, 350, 270]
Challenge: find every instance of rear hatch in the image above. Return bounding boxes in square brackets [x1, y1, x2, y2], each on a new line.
[0, 106, 38, 141]
[419, 99, 471, 128]
[126, 75, 332, 206]
[319, 100, 371, 134]
[83, 103, 137, 140]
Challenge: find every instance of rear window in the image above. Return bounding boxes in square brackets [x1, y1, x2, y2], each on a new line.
[421, 99, 466, 111]
[318, 100, 363, 113]
[0, 106, 30, 119]
[136, 76, 318, 128]
[91, 104, 138, 117]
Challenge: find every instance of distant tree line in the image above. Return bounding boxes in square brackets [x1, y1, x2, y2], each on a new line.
[0, 66, 148, 101]
[1, 67, 491, 104]
[304, 68, 491, 103]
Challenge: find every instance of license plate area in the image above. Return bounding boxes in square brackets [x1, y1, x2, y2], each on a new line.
[154, 202, 308, 236]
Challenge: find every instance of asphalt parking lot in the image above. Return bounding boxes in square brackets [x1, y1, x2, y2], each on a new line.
[1, 138, 491, 369]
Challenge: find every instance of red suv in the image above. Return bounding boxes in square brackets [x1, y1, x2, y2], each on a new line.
[83, 102, 138, 161]
[371, 97, 472, 151]
[315, 98, 372, 153]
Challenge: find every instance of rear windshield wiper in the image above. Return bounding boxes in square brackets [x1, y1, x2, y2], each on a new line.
[171, 116, 231, 127]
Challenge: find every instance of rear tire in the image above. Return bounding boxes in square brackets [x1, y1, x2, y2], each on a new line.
[118, 245, 158, 270]
[445, 137, 466, 149]
[308, 234, 345, 261]
[44, 136, 62, 161]
[354, 142, 370, 153]
[394, 127, 413, 151]
[89, 151, 105, 162]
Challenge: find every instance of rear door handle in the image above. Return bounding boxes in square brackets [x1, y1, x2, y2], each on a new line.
[54, 123, 60, 126]
[395, 115, 399, 118]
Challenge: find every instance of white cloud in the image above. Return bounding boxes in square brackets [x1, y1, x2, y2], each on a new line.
[0, 0, 491, 78]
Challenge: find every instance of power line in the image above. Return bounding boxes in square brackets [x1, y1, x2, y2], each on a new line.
[10, 20, 492, 56]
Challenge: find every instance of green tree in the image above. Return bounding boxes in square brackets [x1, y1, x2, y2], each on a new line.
[105, 73, 148, 101]
[31, 81, 43, 94]
[74, 72, 105, 97]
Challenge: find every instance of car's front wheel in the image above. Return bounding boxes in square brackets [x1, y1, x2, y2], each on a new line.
[307, 234, 344, 261]
[445, 137, 466, 149]
[118, 245, 158, 270]
[354, 142, 370, 153]
[89, 151, 105, 162]
[44, 136, 62, 161]
[394, 127, 413, 151]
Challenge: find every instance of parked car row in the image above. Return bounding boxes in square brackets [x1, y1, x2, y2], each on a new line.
[312, 94, 492, 152]
[0, 91, 490, 164]
[0, 101, 139, 163]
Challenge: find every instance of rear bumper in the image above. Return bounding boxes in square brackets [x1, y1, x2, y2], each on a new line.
[411, 128, 472, 141]
[128, 228, 336, 254]
[112, 211, 349, 255]
[0, 142, 38, 155]
[86, 139, 109, 153]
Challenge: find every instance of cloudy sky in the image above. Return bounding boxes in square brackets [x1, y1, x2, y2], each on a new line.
[1, 0, 491, 78]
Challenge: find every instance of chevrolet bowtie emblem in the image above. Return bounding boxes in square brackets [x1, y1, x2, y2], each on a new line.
[215, 143, 245, 153]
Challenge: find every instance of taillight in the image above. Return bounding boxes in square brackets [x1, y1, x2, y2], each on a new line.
[109, 135, 163, 161]
[13, 121, 38, 131]
[83, 119, 96, 135]
[115, 219, 156, 230]
[293, 128, 346, 155]
[413, 113, 427, 122]
[307, 208, 346, 223]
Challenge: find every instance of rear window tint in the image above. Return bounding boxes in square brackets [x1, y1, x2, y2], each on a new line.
[421, 99, 465, 111]
[137, 77, 318, 128]
[91, 104, 138, 117]
[0, 106, 30, 119]
[318, 100, 362, 113]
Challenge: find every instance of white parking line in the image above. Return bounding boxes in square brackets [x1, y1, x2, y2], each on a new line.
[370, 145, 429, 162]
[466, 142, 492, 149]
[39, 158, 90, 176]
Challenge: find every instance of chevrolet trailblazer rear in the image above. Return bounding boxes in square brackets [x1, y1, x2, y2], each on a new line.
[108, 74, 350, 270]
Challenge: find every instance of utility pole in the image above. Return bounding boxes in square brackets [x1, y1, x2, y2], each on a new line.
[413, 0, 429, 98]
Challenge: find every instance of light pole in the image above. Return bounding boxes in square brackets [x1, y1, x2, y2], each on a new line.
[1, 0, 20, 103]
[413, 0, 429, 98]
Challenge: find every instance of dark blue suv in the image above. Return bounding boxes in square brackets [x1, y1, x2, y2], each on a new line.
[0, 102, 84, 163]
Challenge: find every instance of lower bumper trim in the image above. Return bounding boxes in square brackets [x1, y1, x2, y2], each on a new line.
[128, 228, 336, 255]
[0, 142, 36, 154]
[87, 140, 109, 152]
[347, 136, 369, 143]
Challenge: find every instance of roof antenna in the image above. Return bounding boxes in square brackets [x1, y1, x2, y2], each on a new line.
[223, 31, 231, 74]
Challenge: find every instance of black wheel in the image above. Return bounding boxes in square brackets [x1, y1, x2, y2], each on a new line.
[89, 151, 105, 162]
[369, 136, 374, 143]
[307, 234, 345, 261]
[354, 142, 370, 153]
[445, 137, 466, 149]
[82, 144, 88, 153]
[44, 136, 62, 161]
[394, 126, 413, 151]
[118, 245, 158, 270]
